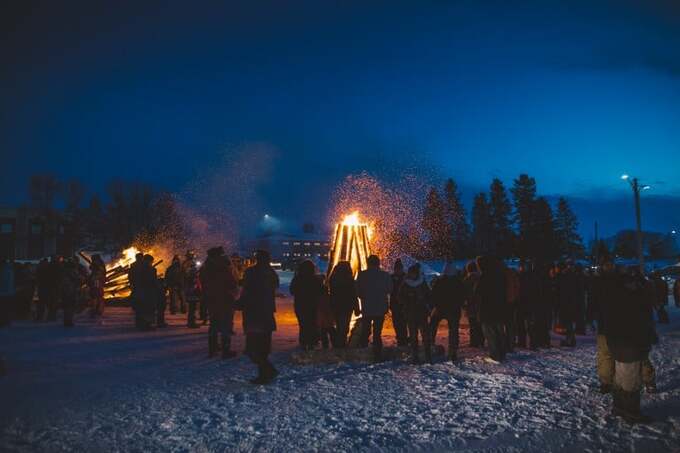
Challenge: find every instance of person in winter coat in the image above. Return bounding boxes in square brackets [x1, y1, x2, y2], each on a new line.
[355, 255, 393, 362]
[602, 266, 656, 423]
[390, 259, 408, 346]
[588, 261, 620, 394]
[517, 261, 538, 348]
[463, 261, 484, 348]
[317, 285, 336, 349]
[429, 262, 465, 362]
[0, 260, 15, 327]
[200, 246, 239, 358]
[674, 278, 680, 308]
[60, 257, 82, 327]
[182, 252, 201, 328]
[290, 260, 324, 351]
[504, 266, 520, 353]
[474, 256, 507, 363]
[240, 250, 279, 384]
[35, 258, 50, 322]
[46, 256, 63, 321]
[133, 255, 159, 330]
[88, 255, 106, 319]
[165, 256, 185, 314]
[558, 262, 580, 347]
[328, 261, 359, 348]
[400, 263, 432, 364]
[531, 264, 554, 349]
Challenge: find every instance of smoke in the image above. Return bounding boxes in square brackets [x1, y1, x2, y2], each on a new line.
[177, 142, 279, 256]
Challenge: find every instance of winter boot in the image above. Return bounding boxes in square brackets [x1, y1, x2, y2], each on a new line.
[373, 345, 384, 363]
[411, 345, 420, 364]
[448, 349, 457, 363]
[621, 390, 652, 424]
[424, 345, 433, 365]
[221, 337, 237, 359]
[250, 364, 273, 385]
[208, 335, 218, 358]
[599, 383, 612, 394]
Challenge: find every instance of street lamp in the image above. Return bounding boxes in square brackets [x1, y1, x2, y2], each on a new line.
[621, 174, 649, 273]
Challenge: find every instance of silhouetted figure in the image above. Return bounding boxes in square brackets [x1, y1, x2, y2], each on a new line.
[35, 258, 50, 321]
[128, 252, 144, 328]
[558, 261, 579, 347]
[474, 256, 507, 363]
[0, 260, 15, 327]
[400, 263, 432, 364]
[356, 255, 393, 362]
[463, 261, 484, 348]
[674, 278, 680, 308]
[328, 261, 359, 348]
[240, 250, 279, 384]
[390, 259, 408, 347]
[182, 252, 200, 328]
[88, 254, 106, 319]
[133, 255, 158, 330]
[602, 266, 655, 423]
[200, 247, 239, 358]
[516, 261, 537, 348]
[429, 262, 465, 362]
[60, 257, 82, 327]
[165, 256, 184, 314]
[651, 273, 669, 324]
[46, 256, 63, 321]
[290, 260, 324, 350]
[504, 266, 520, 353]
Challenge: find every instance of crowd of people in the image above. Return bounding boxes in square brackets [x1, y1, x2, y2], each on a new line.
[1, 248, 679, 419]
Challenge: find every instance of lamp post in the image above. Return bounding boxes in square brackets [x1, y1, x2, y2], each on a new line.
[621, 174, 650, 273]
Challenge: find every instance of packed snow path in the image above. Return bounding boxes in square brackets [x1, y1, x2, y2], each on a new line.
[1, 300, 679, 452]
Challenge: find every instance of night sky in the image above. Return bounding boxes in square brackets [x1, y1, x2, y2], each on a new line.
[2, 1, 679, 238]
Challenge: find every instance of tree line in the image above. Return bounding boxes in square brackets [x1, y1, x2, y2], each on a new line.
[26, 174, 187, 252]
[419, 174, 585, 262]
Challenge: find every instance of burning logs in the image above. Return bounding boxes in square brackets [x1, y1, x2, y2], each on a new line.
[327, 211, 371, 277]
[103, 246, 163, 299]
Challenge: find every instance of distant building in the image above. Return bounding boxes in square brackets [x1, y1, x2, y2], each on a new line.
[0, 207, 74, 261]
[247, 231, 331, 269]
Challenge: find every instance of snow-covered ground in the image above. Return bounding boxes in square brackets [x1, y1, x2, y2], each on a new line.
[1, 297, 680, 452]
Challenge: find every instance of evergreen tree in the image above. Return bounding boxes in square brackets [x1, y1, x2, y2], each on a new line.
[532, 197, 558, 262]
[471, 192, 493, 256]
[489, 178, 513, 257]
[510, 174, 537, 259]
[422, 187, 449, 259]
[592, 239, 612, 265]
[554, 197, 584, 258]
[443, 178, 470, 259]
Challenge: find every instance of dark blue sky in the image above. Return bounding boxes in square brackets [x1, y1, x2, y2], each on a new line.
[2, 0, 679, 238]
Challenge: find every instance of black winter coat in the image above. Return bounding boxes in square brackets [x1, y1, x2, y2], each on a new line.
[603, 274, 654, 362]
[328, 272, 358, 314]
[474, 273, 507, 324]
[399, 278, 431, 321]
[430, 275, 464, 318]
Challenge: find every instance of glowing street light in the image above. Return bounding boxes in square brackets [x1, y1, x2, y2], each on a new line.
[621, 173, 650, 272]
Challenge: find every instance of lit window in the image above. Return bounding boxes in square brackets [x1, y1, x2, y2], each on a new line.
[282, 241, 290, 245]
[304, 242, 310, 246]
[31, 224, 42, 234]
[314, 242, 320, 246]
[0, 223, 12, 233]
[293, 242, 301, 246]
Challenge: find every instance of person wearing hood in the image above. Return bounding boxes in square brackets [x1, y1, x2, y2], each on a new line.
[328, 261, 359, 348]
[60, 257, 82, 328]
[390, 259, 409, 347]
[199, 246, 239, 358]
[473, 255, 507, 363]
[463, 261, 485, 348]
[240, 250, 279, 384]
[355, 255, 393, 362]
[290, 260, 324, 350]
[399, 263, 432, 364]
[430, 262, 465, 362]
